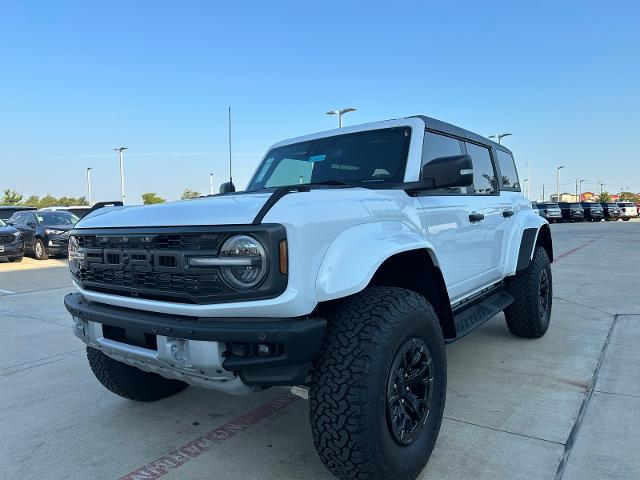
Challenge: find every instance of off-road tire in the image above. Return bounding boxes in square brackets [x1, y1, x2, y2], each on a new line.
[310, 287, 446, 480]
[504, 246, 552, 338]
[8, 256, 23, 262]
[87, 347, 188, 401]
[33, 238, 49, 260]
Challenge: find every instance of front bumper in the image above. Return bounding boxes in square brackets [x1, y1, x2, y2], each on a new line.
[0, 241, 24, 258]
[46, 237, 68, 255]
[64, 293, 326, 393]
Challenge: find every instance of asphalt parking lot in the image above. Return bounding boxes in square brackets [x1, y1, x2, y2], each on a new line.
[1, 221, 639, 480]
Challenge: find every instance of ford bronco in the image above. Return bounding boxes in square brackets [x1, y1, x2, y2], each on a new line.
[65, 115, 553, 480]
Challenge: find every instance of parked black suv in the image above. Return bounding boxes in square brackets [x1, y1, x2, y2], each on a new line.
[0, 206, 36, 222]
[535, 202, 562, 223]
[558, 202, 585, 222]
[600, 202, 621, 221]
[581, 202, 604, 222]
[0, 218, 24, 262]
[7, 210, 78, 260]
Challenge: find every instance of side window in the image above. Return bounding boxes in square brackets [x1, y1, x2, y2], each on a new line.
[496, 150, 520, 190]
[465, 142, 498, 195]
[421, 131, 467, 194]
[12, 213, 24, 226]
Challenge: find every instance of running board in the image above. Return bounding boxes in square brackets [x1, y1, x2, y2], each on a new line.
[447, 289, 514, 343]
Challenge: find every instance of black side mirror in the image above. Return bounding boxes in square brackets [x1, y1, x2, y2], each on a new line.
[421, 154, 474, 189]
[219, 181, 236, 194]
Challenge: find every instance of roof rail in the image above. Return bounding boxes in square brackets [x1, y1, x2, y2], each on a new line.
[87, 201, 124, 215]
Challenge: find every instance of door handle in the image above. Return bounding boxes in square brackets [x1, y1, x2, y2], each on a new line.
[469, 212, 485, 222]
[503, 210, 514, 218]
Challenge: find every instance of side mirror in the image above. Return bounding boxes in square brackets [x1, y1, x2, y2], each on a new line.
[421, 154, 474, 189]
[5, 220, 13, 226]
[27, 222, 37, 228]
[219, 181, 236, 194]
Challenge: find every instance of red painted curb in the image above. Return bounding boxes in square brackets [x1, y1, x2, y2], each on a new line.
[554, 240, 595, 262]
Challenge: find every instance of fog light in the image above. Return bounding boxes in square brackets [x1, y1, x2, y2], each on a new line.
[256, 343, 272, 356]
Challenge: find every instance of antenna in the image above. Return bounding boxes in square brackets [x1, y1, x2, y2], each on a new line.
[228, 106, 232, 184]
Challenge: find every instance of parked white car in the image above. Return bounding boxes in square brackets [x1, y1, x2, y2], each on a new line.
[617, 202, 638, 221]
[64, 115, 553, 480]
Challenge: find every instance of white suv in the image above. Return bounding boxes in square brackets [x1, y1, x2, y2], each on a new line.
[617, 202, 638, 221]
[65, 115, 553, 480]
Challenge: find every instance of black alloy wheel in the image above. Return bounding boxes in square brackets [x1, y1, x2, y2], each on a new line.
[386, 338, 433, 446]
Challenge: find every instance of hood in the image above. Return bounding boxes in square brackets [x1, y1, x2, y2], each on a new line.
[76, 193, 273, 229]
[0, 225, 19, 235]
[45, 224, 74, 231]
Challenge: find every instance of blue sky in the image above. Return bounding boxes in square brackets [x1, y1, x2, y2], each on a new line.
[1, 0, 638, 202]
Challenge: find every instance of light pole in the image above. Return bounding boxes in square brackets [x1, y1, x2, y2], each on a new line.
[326, 107, 356, 128]
[578, 179, 585, 202]
[523, 161, 531, 198]
[86, 167, 93, 205]
[523, 179, 529, 198]
[114, 147, 127, 204]
[556, 166, 565, 202]
[542, 184, 546, 202]
[209, 173, 214, 195]
[488, 132, 512, 144]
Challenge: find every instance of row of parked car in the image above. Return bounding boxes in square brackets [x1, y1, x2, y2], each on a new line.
[0, 206, 92, 262]
[532, 201, 640, 223]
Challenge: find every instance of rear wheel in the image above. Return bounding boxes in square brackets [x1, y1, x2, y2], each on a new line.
[504, 246, 552, 338]
[623, 217, 630, 221]
[33, 239, 48, 260]
[87, 347, 188, 401]
[310, 287, 446, 480]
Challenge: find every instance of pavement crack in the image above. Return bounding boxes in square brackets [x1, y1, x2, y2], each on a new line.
[554, 313, 620, 480]
[593, 390, 640, 400]
[553, 296, 615, 316]
[443, 416, 564, 446]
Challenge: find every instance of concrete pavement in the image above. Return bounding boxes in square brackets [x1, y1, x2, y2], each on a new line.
[1, 222, 638, 479]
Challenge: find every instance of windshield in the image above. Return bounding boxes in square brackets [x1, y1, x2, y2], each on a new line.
[247, 127, 412, 190]
[36, 212, 79, 225]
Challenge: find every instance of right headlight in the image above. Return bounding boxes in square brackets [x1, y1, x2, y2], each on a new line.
[68, 235, 84, 275]
[188, 234, 268, 290]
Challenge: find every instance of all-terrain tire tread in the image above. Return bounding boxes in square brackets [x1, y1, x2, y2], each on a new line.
[87, 347, 187, 401]
[310, 287, 446, 480]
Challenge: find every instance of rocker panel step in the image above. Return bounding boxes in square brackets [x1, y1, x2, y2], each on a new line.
[448, 289, 515, 342]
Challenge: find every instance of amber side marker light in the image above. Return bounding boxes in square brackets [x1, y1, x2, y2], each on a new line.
[279, 240, 288, 274]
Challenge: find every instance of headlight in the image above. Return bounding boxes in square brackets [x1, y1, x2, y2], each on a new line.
[12, 231, 21, 239]
[45, 229, 65, 235]
[188, 234, 268, 289]
[68, 235, 84, 275]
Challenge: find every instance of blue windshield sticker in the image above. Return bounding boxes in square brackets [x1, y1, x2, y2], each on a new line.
[308, 154, 326, 162]
[255, 157, 274, 182]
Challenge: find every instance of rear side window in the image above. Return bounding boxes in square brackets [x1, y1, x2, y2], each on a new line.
[421, 131, 467, 194]
[465, 142, 498, 195]
[495, 150, 520, 190]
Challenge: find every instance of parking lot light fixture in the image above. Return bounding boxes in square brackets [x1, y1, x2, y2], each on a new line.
[114, 147, 128, 204]
[326, 107, 356, 128]
[86, 167, 93, 205]
[488, 133, 512, 144]
[209, 172, 214, 195]
[556, 166, 565, 202]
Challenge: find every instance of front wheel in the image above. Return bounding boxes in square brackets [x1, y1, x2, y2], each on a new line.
[504, 246, 552, 338]
[33, 239, 49, 260]
[310, 287, 446, 480]
[623, 218, 630, 221]
[87, 347, 188, 401]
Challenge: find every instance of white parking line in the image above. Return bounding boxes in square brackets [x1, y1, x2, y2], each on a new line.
[0, 288, 16, 294]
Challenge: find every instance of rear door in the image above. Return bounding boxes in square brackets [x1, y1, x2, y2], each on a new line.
[417, 131, 494, 302]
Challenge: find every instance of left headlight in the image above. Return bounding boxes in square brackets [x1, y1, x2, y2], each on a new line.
[188, 234, 268, 290]
[68, 235, 83, 275]
[45, 229, 65, 235]
[12, 231, 21, 240]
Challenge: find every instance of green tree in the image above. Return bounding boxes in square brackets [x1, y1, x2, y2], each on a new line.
[1, 189, 23, 205]
[38, 194, 59, 208]
[141, 192, 165, 204]
[181, 189, 202, 200]
[598, 191, 611, 203]
[619, 191, 640, 202]
[22, 195, 41, 207]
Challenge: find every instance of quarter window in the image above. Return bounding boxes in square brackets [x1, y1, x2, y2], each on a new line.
[495, 150, 520, 190]
[465, 142, 498, 195]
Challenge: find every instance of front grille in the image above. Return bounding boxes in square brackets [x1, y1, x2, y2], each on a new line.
[74, 232, 233, 303]
[0, 234, 16, 243]
[71, 226, 288, 304]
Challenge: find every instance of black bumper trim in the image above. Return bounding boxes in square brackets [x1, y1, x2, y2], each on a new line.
[64, 292, 326, 386]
